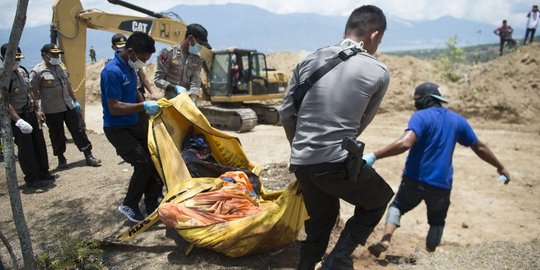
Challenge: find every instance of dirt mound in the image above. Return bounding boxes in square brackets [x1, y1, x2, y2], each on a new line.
[266, 50, 310, 74]
[378, 44, 540, 125]
[84, 45, 540, 127]
[456, 44, 540, 124]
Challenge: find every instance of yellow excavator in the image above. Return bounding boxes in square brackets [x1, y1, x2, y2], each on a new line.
[51, 0, 288, 132]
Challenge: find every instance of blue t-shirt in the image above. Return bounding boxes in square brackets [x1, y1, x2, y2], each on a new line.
[403, 107, 478, 189]
[100, 52, 138, 127]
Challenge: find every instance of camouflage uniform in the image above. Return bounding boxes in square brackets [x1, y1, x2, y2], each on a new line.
[154, 45, 203, 99]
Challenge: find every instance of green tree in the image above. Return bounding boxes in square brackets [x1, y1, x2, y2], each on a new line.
[437, 35, 466, 82]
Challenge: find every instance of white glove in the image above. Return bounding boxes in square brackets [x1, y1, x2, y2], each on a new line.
[15, 119, 33, 134]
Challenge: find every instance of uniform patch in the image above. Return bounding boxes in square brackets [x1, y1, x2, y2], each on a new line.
[160, 54, 169, 63]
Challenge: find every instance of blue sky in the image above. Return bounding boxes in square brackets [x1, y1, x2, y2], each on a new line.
[0, 0, 535, 29]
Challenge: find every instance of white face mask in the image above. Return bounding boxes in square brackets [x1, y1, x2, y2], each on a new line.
[128, 51, 145, 70]
[188, 40, 202, 55]
[49, 57, 60, 65]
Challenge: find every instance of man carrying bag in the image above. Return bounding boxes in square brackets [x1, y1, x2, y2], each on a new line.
[279, 5, 393, 270]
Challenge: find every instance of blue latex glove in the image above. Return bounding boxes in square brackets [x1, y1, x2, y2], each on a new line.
[175, 85, 187, 95]
[498, 175, 509, 184]
[143, 100, 160, 115]
[362, 152, 377, 167]
[74, 101, 81, 113]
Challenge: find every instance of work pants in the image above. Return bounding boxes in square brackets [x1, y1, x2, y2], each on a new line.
[294, 162, 387, 263]
[104, 122, 162, 213]
[45, 108, 92, 156]
[524, 28, 536, 44]
[11, 111, 49, 183]
[390, 176, 451, 227]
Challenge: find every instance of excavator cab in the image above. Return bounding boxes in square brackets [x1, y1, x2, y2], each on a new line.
[199, 49, 286, 132]
[207, 49, 282, 98]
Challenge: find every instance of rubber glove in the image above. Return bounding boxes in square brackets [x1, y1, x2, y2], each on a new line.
[143, 101, 160, 115]
[15, 119, 33, 134]
[175, 85, 187, 95]
[362, 152, 377, 166]
[74, 101, 81, 113]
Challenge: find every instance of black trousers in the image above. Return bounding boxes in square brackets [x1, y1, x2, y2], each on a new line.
[294, 162, 387, 263]
[524, 28, 536, 44]
[45, 109, 92, 157]
[11, 111, 50, 183]
[104, 122, 162, 212]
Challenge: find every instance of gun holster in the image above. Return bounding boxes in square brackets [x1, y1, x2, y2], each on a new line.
[345, 154, 364, 183]
[341, 137, 394, 209]
[341, 137, 365, 182]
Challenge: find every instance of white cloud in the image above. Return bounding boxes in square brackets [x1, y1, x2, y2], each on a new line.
[0, 0, 534, 30]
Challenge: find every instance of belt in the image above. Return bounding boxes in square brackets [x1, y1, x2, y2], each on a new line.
[15, 107, 35, 114]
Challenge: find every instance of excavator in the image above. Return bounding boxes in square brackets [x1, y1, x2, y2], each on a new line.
[51, 0, 288, 132]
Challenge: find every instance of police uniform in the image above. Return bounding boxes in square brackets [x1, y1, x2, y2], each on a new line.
[8, 66, 52, 184]
[154, 45, 203, 99]
[29, 61, 93, 161]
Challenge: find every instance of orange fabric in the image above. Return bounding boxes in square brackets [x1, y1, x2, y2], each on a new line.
[158, 171, 262, 228]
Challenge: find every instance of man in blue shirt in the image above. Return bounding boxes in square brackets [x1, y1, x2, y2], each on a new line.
[363, 82, 510, 256]
[101, 31, 162, 223]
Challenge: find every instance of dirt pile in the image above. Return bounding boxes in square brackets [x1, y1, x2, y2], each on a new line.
[378, 43, 540, 125]
[85, 45, 540, 128]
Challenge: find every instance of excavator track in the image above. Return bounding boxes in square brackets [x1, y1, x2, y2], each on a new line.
[199, 106, 258, 133]
[246, 103, 281, 125]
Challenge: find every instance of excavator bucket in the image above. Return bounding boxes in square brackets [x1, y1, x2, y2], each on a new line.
[118, 93, 307, 257]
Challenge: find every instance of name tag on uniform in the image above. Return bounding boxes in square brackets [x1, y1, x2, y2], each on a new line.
[43, 73, 55, 85]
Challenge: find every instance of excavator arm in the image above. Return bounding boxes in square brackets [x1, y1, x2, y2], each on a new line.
[51, 0, 212, 113]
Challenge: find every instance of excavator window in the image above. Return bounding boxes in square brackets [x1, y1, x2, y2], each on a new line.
[209, 53, 230, 96]
[252, 53, 269, 95]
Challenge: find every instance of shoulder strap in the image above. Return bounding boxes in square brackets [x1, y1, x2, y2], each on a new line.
[19, 66, 29, 77]
[292, 47, 362, 111]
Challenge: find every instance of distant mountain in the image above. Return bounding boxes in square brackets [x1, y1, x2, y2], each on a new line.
[0, 3, 525, 68]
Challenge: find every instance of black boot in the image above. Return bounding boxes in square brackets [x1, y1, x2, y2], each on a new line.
[321, 231, 359, 270]
[57, 154, 68, 169]
[84, 149, 101, 167]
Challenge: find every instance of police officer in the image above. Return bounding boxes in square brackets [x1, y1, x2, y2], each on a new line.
[1, 44, 57, 188]
[29, 43, 101, 169]
[154, 23, 211, 102]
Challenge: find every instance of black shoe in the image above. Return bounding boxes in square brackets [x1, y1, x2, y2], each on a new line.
[58, 155, 68, 169]
[27, 180, 52, 188]
[85, 155, 102, 167]
[368, 241, 388, 258]
[40, 173, 59, 181]
[322, 232, 358, 270]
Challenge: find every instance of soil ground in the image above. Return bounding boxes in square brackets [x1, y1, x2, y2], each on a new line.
[1, 44, 540, 269]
